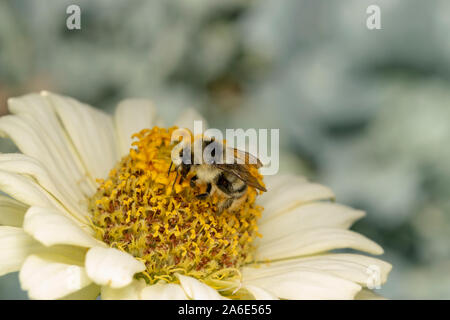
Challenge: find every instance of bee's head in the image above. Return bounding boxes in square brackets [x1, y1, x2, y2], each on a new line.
[178, 145, 192, 167]
[199, 136, 224, 165]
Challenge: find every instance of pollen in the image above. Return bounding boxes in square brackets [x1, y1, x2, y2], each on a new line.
[88, 127, 264, 288]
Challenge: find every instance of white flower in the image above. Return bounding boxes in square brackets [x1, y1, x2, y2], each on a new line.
[0, 91, 391, 300]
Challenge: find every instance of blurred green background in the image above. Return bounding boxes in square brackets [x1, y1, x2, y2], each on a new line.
[1, 0, 450, 299]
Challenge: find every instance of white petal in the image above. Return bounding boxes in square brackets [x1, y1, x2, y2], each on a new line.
[257, 175, 313, 210]
[101, 279, 146, 300]
[245, 253, 391, 287]
[259, 175, 307, 196]
[141, 282, 188, 300]
[259, 181, 335, 223]
[44, 92, 118, 180]
[176, 274, 226, 300]
[307, 253, 392, 286]
[0, 154, 89, 223]
[23, 206, 103, 248]
[114, 99, 158, 157]
[61, 283, 100, 300]
[255, 227, 383, 261]
[20, 254, 92, 300]
[0, 169, 86, 228]
[245, 285, 278, 300]
[39, 245, 88, 265]
[85, 247, 145, 288]
[355, 289, 386, 300]
[0, 170, 55, 209]
[243, 268, 361, 300]
[0, 226, 41, 276]
[174, 108, 208, 132]
[4, 93, 96, 196]
[257, 203, 365, 243]
[0, 195, 27, 227]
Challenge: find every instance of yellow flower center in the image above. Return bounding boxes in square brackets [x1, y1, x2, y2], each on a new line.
[88, 127, 264, 291]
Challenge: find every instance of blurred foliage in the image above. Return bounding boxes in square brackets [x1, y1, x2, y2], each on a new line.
[1, 0, 450, 299]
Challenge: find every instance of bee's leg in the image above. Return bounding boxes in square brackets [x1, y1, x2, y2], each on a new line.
[218, 198, 234, 214]
[228, 193, 247, 212]
[178, 164, 191, 186]
[196, 182, 212, 199]
[167, 161, 173, 176]
[190, 175, 198, 188]
[171, 170, 179, 190]
[180, 164, 190, 177]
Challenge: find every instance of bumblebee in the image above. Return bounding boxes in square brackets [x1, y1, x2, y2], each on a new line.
[169, 137, 266, 213]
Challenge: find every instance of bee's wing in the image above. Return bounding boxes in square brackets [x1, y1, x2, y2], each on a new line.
[213, 164, 267, 192]
[224, 147, 263, 168]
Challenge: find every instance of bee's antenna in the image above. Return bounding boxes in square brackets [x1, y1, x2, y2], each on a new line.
[168, 161, 173, 176]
